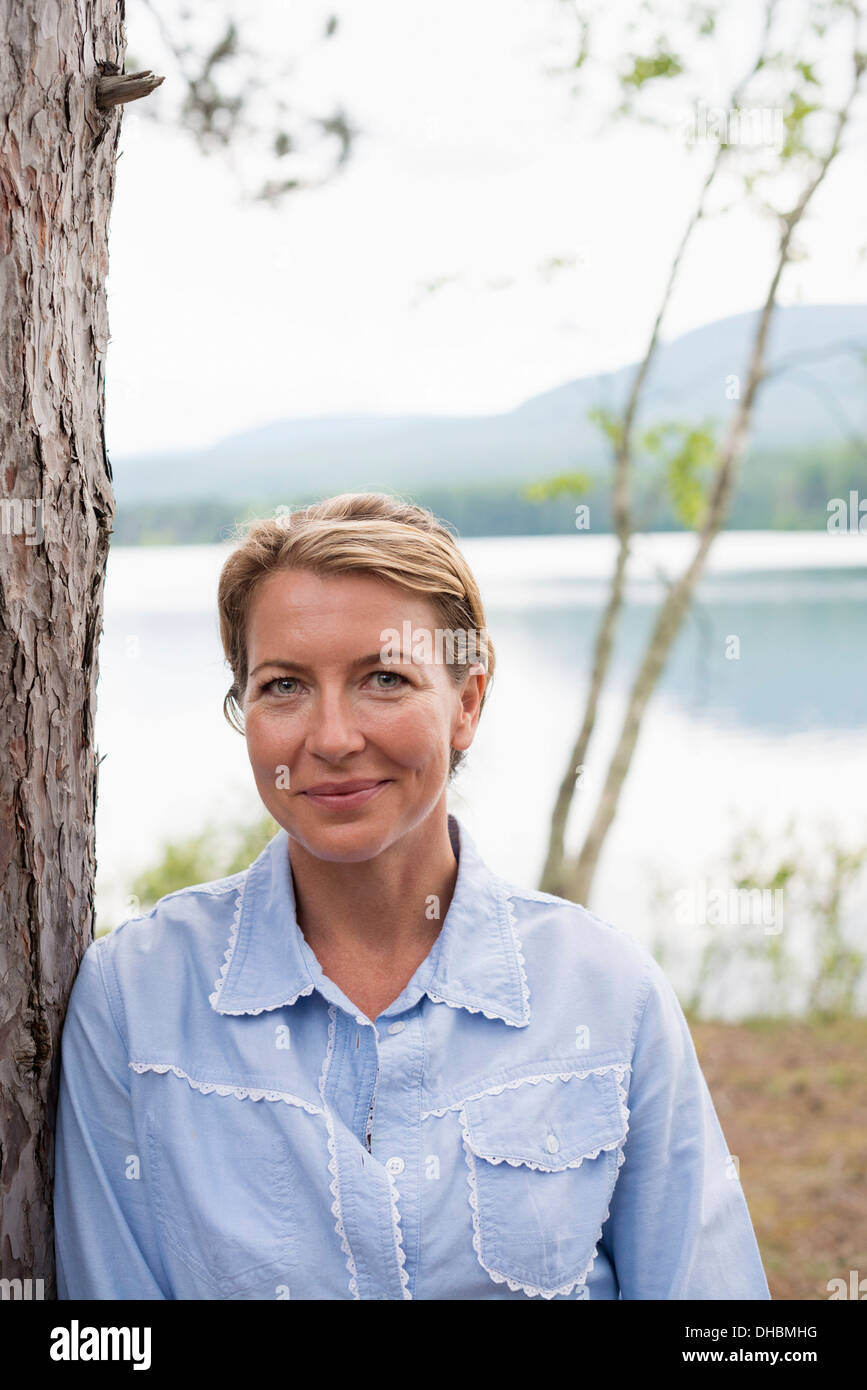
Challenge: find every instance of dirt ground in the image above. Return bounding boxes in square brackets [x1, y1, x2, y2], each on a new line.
[688, 1016, 867, 1301]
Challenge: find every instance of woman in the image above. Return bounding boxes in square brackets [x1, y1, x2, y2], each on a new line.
[54, 492, 770, 1300]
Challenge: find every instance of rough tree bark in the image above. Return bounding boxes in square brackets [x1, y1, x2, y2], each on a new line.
[0, 0, 138, 1294]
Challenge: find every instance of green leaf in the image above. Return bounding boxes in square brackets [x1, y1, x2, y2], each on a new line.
[781, 91, 822, 159]
[664, 424, 718, 527]
[621, 50, 683, 89]
[587, 403, 624, 448]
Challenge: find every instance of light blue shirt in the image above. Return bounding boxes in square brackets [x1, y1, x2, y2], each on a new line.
[54, 813, 770, 1300]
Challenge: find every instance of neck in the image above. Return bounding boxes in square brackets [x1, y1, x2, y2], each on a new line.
[288, 806, 458, 961]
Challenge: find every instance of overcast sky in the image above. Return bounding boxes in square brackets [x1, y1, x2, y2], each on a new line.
[104, 0, 867, 458]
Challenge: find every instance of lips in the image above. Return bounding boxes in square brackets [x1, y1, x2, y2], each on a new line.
[302, 779, 385, 795]
[300, 778, 392, 811]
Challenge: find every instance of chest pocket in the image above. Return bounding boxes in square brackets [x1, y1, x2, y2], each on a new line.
[460, 1067, 628, 1298]
[145, 1107, 298, 1299]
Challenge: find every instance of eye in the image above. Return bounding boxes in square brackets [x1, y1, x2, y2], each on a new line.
[261, 676, 300, 696]
[368, 670, 409, 690]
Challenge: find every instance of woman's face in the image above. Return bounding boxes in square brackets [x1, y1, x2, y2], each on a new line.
[241, 567, 485, 862]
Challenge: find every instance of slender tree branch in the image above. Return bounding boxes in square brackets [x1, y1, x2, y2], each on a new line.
[540, 0, 780, 892]
[96, 70, 164, 109]
[566, 33, 866, 905]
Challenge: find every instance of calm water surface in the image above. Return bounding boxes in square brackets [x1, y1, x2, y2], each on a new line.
[94, 532, 867, 1017]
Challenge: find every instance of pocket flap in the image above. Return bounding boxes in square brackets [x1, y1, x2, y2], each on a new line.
[462, 1068, 627, 1170]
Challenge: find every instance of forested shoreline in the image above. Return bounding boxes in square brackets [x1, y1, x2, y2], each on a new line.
[109, 441, 864, 544]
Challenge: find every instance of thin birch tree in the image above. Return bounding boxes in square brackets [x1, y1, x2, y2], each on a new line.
[538, 0, 866, 904]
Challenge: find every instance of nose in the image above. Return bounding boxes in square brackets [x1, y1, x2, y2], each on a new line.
[303, 685, 366, 762]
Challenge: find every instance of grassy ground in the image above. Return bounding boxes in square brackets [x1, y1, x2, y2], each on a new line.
[689, 1016, 867, 1301]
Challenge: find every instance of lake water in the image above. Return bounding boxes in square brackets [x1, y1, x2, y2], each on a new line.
[94, 531, 867, 1019]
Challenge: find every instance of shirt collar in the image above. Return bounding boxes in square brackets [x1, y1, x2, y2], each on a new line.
[209, 812, 530, 1027]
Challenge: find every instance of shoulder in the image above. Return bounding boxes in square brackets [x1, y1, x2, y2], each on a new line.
[501, 878, 664, 1038]
[504, 878, 656, 975]
[59, 869, 253, 1103]
[87, 868, 247, 1017]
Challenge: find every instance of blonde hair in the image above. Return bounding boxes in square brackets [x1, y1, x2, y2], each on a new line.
[217, 492, 495, 778]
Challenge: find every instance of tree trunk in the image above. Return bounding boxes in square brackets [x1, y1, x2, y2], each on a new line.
[0, 0, 125, 1295]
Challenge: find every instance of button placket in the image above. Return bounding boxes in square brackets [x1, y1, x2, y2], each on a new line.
[365, 1016, 407, 1152]
[364, 1063, 380, 1154]
[365, 1009, 424, 1298]
[321, 1006, 405, 1299]
[344, 1015, 379, 1154]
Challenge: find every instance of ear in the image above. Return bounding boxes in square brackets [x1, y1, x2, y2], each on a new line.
[451, 666, 486, 752]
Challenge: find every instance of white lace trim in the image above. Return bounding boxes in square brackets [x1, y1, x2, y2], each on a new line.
[464, 1064, 629, 1170]
[460, 1064, 630, 1299]
[424, 891, 531, 1028]
[217, 980, 316, 1017]
[424, 991, 526, 1026]
[208, 876, 315, 1014]
[421, 1061, 632, 1120]
[318, 1004, 361, 1299]
[208, 879, 245, 1010]
[127, 1061, 323, 1114]
[504, 890, 532, 1023]
[384, 1171, 412, 1299]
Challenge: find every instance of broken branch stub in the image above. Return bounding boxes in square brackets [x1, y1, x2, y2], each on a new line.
[95, 70, 165, 110]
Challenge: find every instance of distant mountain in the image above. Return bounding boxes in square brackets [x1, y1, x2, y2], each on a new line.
[111, 303, 867, 505]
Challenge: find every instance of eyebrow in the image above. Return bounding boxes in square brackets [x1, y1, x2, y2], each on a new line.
[249, 652, 415, 680]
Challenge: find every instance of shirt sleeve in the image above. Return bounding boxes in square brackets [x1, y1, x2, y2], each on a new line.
[600, 957, 771, 1300]
[53, 940, 169, 1299]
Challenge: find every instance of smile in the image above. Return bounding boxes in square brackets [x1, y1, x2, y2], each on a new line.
[301, 780, 392, 811]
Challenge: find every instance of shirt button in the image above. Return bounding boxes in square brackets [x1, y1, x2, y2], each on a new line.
[387, 1021, 405, 1034]
[545, 1133, 560, 1154]
[385, 1156, 405, 1175]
